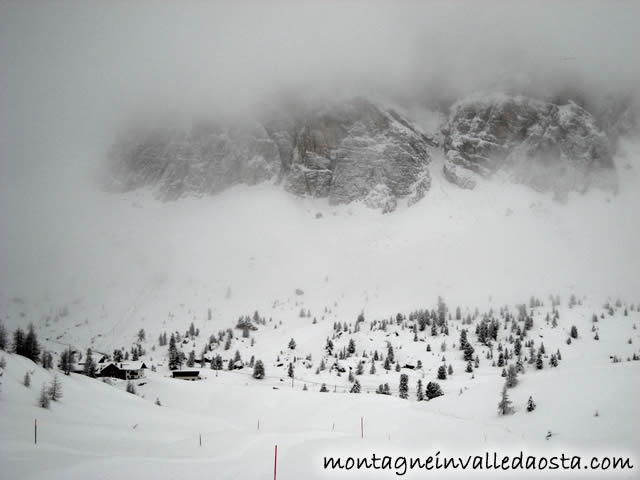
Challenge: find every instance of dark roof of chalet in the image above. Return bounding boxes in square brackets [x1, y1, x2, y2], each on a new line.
[101, 361, 148, 371]
[172, 370, 200, 377]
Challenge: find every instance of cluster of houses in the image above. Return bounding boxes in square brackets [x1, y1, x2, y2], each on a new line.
[68, 351, 201, 381]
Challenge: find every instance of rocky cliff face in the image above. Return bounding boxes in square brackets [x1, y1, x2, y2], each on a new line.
[441, 94, 616, 194]
[107, 99, 434, 211]
[108, 94, 622, 209]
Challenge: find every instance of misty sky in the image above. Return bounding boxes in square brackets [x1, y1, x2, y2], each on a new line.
[1, 1, 639, 300]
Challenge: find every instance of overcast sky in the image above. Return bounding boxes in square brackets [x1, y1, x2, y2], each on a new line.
[1, 1, 639, 187]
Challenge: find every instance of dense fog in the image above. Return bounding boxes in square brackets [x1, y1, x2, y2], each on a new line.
[1, 1, 639, 300]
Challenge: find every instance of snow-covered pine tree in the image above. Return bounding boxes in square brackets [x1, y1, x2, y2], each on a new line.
[426, 381, 443, 400]
[536, 353, 544, 370]
[464, 342, 474, 362]
[505, 365, 518, 387]
[350, 379, 361, 393]
[187, 350, 196, 367]
[438, 365, 447, 380]
[527, 396, 536, 412]
[83, 348, 97, 378]
[416, 379, 424, 401]
[399, 374, 409, 399]
[347, 338, 356, 355]
[252, 360, 265, 379]
[168, 335, 180, 370]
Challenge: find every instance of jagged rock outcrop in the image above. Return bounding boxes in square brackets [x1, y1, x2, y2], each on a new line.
[107, 121, 282, 201]
[107, 99, 434, 211]
[442, 94, 616, 194]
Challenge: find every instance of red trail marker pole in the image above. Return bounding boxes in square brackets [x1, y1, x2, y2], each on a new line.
[34, 419, 37, 445]
[274, 444, 278, 480]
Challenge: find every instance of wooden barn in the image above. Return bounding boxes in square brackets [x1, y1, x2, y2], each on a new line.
[98, 361, 147, 380]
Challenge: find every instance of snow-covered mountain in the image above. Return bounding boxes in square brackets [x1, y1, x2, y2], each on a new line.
[106, 94, 629, 211]
[107, 98, 435, 212]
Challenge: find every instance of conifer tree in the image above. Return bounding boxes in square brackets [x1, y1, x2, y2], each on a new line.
[505, 365, 518, 388]
[288, 338, 296, 350]
[399, 374, 409, 399]
[416, 379, 424, 401]
[187, 350, 196, 367]
[38, 383, 50, 409]
[320, 383, 328, 392]
[350, 379, 361, 393]
[536, 352, 544, 370]
[287, 362, 294, 378]
[426, 381, 443, 400]
[0, 321, 7, 351]
[59, 347, 73, 375]
[527, 396, 536, 412]
[83, 348, 97, 377]
[48, 375, 63, 401]
[347, 338, 356, 355]
[23, 324, 41, 362]
[12, 328, 25, 356]
[252, 360, 265, 379]
[570, 325, 578, 339]
[497, 384, 514, 415]
[168, 334, 180, 370]
[23, 371, 31, 387]
[383, 356, 391, 371]
[438, 365, 447, 380]
[464, 342, 475, 362]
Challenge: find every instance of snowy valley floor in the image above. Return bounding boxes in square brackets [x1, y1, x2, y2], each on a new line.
[1, 299, 639, 479]
[2, 147, 640, 478]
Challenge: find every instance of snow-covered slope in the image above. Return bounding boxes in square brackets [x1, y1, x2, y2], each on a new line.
[1, 137, 640, 479]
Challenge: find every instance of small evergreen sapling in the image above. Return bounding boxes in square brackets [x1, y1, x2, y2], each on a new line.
[350, 379, 361, 393]
[527, 396, 536, 412]
[498, 385, 514, 415]
[38, 384, 50, 409]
